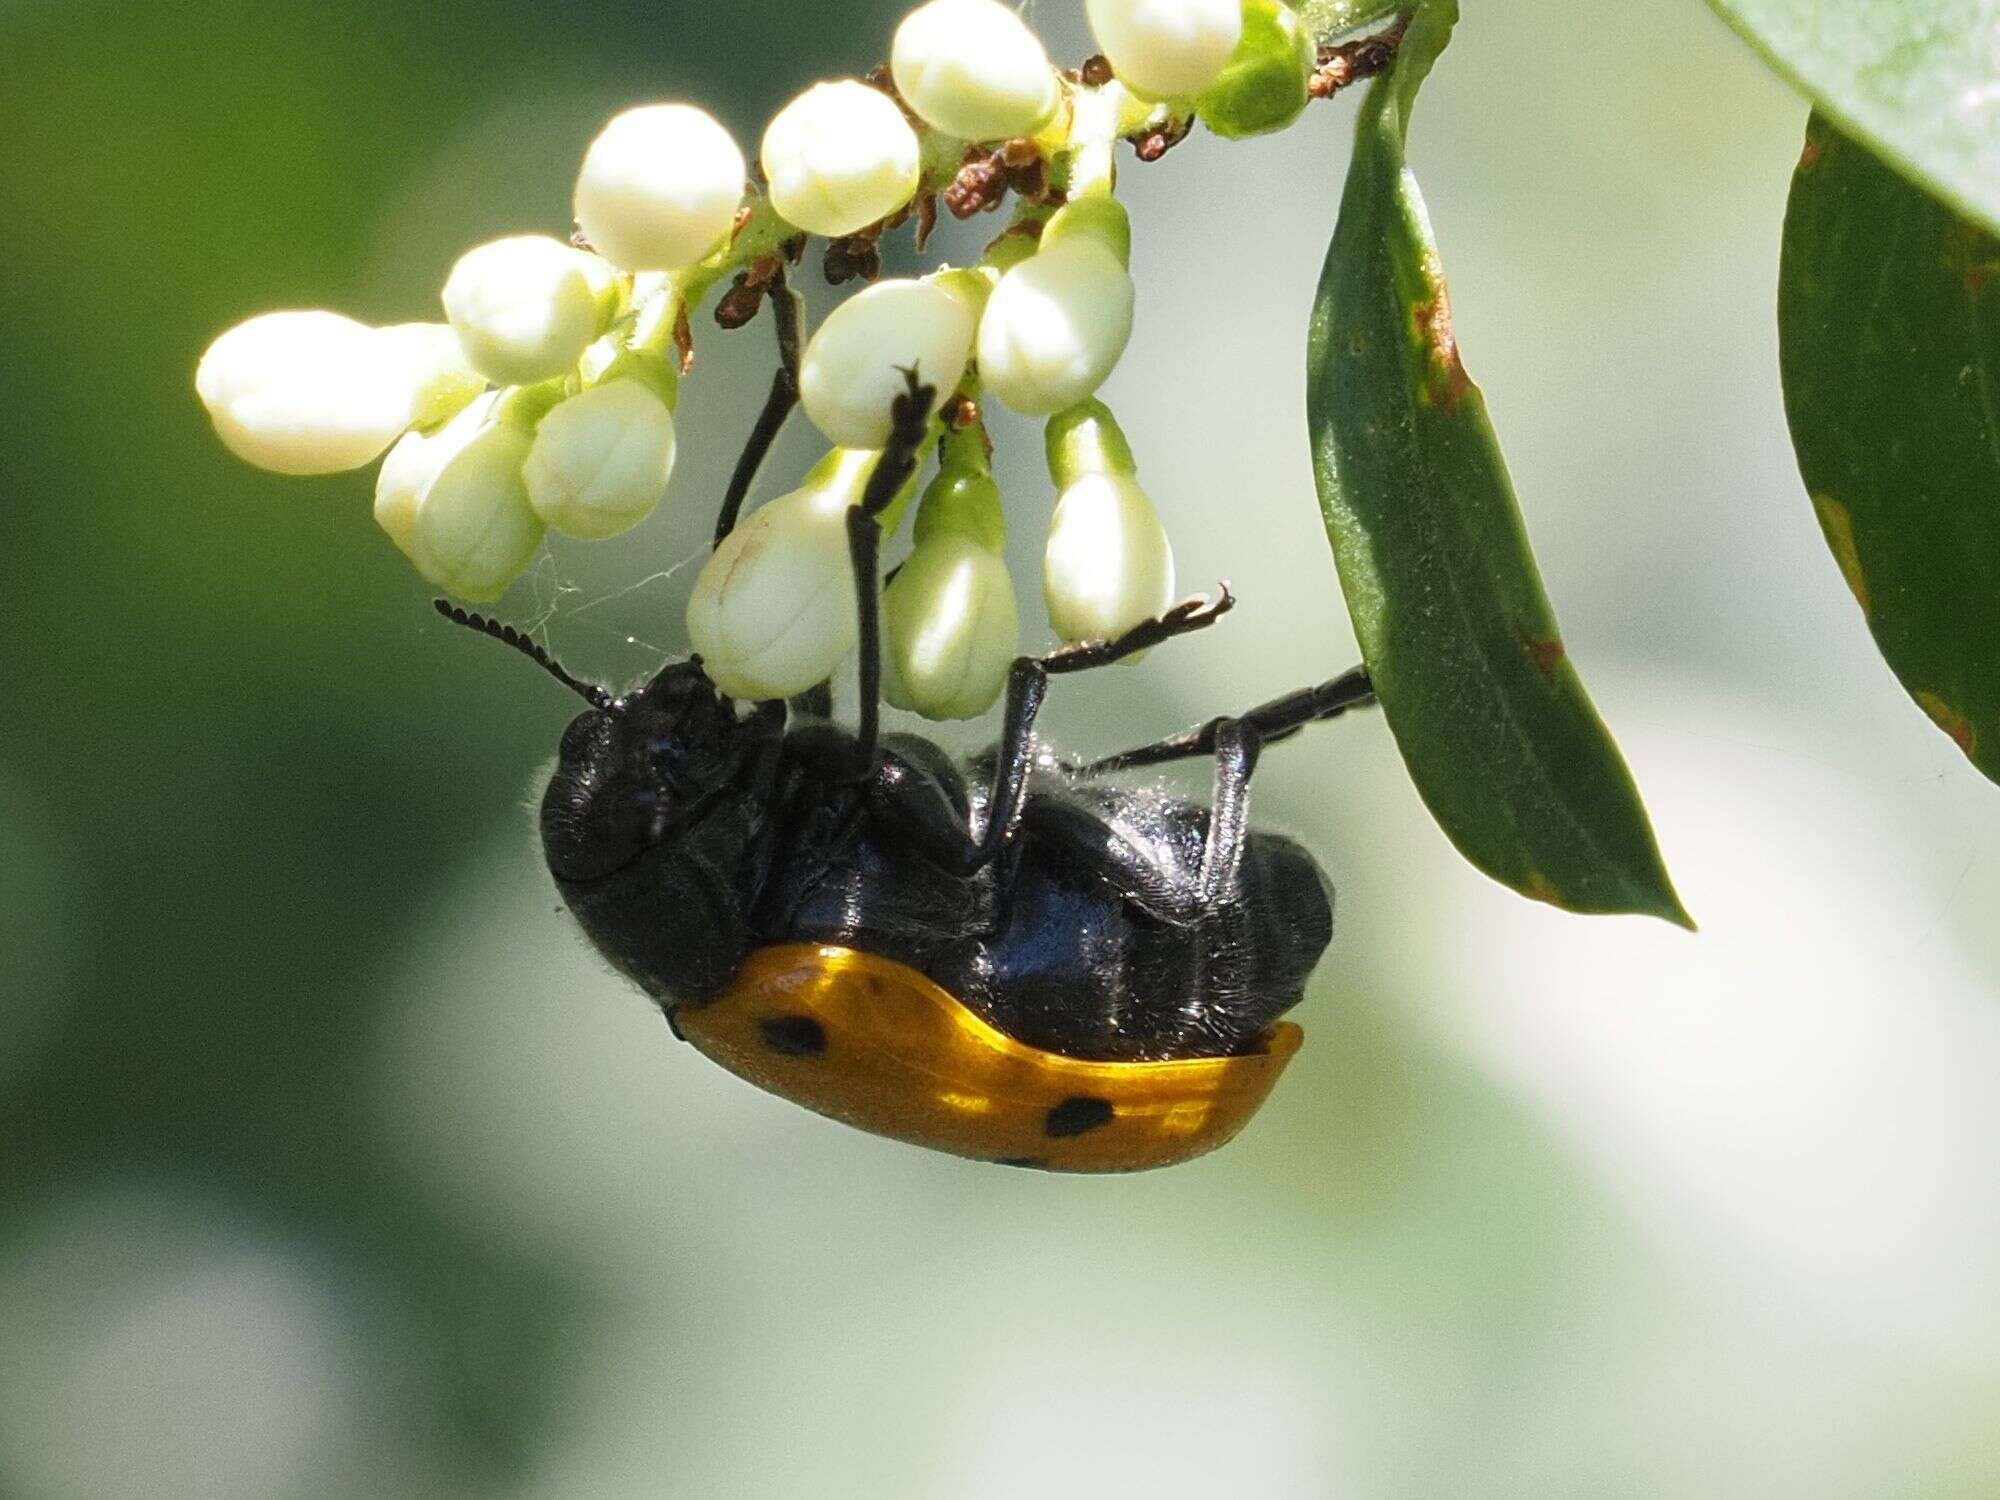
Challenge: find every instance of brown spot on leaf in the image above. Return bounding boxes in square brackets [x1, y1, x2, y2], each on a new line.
[1521, 872, 1561, 907]
[1968, 260, 2000, 295]
[1414, 281, 1473, 411]
[1796, 133, 1821, 175]
[1916, 692, 1980, 759]
[1940, 219, 2000, 297]
[1522, 631, 1566, 676]
[1811, 495, 1870, 616]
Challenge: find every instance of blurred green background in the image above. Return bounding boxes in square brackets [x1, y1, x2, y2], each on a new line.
[5, 1, 2000, 1495]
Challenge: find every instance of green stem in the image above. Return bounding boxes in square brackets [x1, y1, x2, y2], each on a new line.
[1065, 85, 1126, 200]
[670, 195, 797, 328]
[910, 375, 1005, 551]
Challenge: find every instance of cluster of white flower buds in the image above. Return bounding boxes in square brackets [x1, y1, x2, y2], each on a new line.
[197, 0, 1351, 702]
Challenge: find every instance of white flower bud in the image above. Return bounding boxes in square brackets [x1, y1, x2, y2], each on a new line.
[1043, 471, 1174, 643]
[374, 322, 488, 429]
[686, 480, 860, 700]
[891, 0, 1061, 142]
[976, 237, 1135, 416]
[761, 81, 921, 238]
[1085, 0, 1243, 100]
[523, 377, 677, 540]
[441, 235, 617, 386]
[411, 419, 545, 602]
[799, 278, 974, 449]
[883, 533, 1019, 720]
[196, 310, 419, 475]
[373, 392, 499, 560]
[574, 104, 746, 272]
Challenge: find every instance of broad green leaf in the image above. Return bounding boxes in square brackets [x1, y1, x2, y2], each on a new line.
[1305, 0, 1688, 925]
[1781, 113, 2000, 784]
[1705, 0, 2000, 239]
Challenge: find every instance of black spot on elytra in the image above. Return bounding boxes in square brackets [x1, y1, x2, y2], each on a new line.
[996, 1155, 1047, 1170]
[758, 1014, 827, 1057]
[1044, 1095, 1114, 1138]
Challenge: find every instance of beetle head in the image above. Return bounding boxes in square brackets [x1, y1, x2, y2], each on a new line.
[433, 602, 747, 883]
[538, 657, 748, 883]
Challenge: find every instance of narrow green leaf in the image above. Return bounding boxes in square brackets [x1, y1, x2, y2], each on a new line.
[1705, 0, 2000, 240]
[1781, 113, 2000, 784]
[1305, 0, 1688, 925]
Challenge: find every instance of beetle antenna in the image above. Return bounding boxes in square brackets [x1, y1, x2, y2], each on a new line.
[432, 600, 613, 709]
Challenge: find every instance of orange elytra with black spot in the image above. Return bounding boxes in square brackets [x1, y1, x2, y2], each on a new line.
[675, 944, 1305, 1173]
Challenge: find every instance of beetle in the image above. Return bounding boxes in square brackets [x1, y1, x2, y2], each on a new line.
[440, 272, 1377, 1171]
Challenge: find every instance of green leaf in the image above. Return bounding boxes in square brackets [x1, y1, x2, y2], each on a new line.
[1705, 0, 2000, 239]
[1780, 113, 2000, 784]
[1305, 0, 1689, 925]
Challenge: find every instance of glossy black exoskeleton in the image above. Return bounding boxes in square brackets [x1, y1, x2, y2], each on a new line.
[441, 273, 1376, 1062]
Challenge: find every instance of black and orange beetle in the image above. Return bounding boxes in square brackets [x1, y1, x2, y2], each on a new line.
[441, 282, 1376, 1171]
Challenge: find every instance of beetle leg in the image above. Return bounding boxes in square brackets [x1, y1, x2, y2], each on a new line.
[861, 747, 985, 868]
[712, 271, 805, 547]
[1081, 664, 1375, 777]
[738, 736, 804, 928]
[952, 589, 1240, 872]
[850, 673, 1062, 892]
[1199, 719, 1263, 903]
[1037, 586, 1235, 675]
[842, 370, 939, 778]
[848, 591, 1234, 874]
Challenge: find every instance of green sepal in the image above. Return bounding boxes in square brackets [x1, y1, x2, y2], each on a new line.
[914, 471, 1007, 554]
[1196, 1, 1315, 142]
[1041, 197, 1133, 266]
[590, 346, 680, 412]
[492, 378, 568, 434]
[927, 265, 996, 325]
[1044, 399, 1138, 489]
